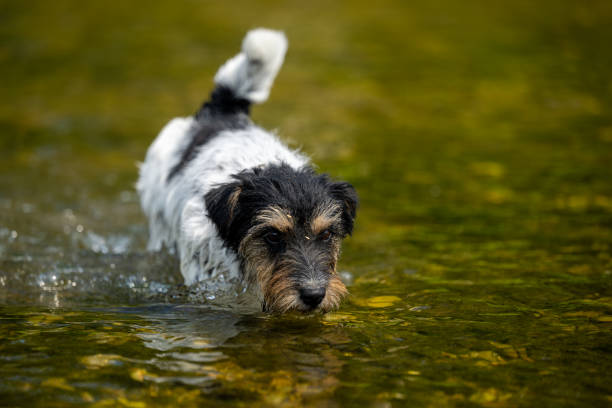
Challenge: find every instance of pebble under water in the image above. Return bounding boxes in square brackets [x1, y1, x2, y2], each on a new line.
[1, 1, 612, 407]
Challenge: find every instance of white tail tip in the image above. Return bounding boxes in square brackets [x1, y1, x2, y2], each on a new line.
[214, 28, 288, 104]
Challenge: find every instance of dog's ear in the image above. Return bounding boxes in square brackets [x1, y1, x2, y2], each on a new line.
[329, 181, 358, 236]
[204, 181, 243, 243]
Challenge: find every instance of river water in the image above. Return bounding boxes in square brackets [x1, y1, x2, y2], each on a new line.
[1, 1, 611, 406]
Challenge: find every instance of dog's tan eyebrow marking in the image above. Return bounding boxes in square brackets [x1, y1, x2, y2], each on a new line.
[310, 202, 341, 235]
[228, 187, 242, 219]
[256, 206, 294, 232]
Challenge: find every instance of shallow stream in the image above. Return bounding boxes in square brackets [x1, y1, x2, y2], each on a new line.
[1, 1, 611, 406]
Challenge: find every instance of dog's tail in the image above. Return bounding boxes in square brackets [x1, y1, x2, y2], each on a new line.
[202, 28, 287, 115]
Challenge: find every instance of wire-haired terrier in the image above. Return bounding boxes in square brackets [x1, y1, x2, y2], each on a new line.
[137, 29, 357, 313]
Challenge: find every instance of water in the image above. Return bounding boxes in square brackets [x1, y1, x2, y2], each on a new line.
[1, 0, 612, 406]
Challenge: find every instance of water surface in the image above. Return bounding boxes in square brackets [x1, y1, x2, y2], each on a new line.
[1, 1, 611, 406]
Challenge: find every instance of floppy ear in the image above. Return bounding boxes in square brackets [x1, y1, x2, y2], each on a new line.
[204, 181, 243, 243]
[329, 181, 358, 236]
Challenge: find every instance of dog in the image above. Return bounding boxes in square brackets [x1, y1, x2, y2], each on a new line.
[137, 28, 357, 313]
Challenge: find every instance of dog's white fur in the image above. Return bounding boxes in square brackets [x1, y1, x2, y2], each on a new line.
[215, 28, 288, 103]
[137, 29, 308, 285]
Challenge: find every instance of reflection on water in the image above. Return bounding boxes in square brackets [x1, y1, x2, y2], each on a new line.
[1, 0, 612, 406]
[0, 304, 349, 405]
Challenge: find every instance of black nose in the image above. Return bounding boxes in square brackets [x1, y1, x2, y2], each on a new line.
[299, 287, 326, 308]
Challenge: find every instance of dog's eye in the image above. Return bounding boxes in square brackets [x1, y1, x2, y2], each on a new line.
[264, 231, 282, 245]
[318, 229, 333, 242]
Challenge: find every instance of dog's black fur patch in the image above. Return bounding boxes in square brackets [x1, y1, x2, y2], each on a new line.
[167, 86, 252, 181]
[198, 86, 252, 117]
[204, 163, 358, 253]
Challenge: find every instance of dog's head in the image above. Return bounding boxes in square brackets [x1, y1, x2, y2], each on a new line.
[205, 164, 357, 313]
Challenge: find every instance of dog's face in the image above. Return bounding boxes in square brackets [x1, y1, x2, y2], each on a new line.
[205, 164, 357, 313]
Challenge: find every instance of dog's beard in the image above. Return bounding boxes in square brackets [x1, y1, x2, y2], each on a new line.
[260, 272, 348, 314]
